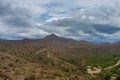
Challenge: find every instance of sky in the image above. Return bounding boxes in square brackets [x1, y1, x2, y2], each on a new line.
[0, 0, 120, 43]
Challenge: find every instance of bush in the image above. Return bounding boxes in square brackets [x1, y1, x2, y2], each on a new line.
[99, 70, 113, 80]
[66, 59, 78, 65]
[8, 63, 14, 67]
[116, 76, 120, 80]
[25, 75, 36, 80]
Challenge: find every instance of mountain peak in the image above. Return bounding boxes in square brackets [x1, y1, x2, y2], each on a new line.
[43, 34, 59, 40]
[48, 34, 58, 37]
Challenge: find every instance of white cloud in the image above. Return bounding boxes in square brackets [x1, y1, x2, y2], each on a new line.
[0, 0, 120, 42]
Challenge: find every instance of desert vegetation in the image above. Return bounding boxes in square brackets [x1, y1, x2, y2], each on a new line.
[0, 34, 119, 80]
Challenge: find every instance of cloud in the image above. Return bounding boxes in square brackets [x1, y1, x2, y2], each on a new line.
[0, 0, 120, 42]
[93, 25, 120, 34]
[0, 0, 33, 27]
[36, 4, 120, 42]
[0, 0, 46, 39]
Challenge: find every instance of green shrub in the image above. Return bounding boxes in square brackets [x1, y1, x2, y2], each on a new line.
[116, 76, 120, 80]
[99, 70, 113, 80]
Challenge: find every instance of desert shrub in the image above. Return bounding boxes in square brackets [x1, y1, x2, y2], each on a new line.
[15, 59, 19, 62]
[25, 75, 36, 80]
[111, 65, 120, 75]
[99, 70, 113, 80]
[8, 63, 14, 67]
[1, 57, 5, 60]
[116, 76, 120, 80]
[66, 59, 78, 65]
[84, 54, 120, 68]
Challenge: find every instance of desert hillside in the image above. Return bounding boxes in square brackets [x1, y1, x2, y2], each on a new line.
[0, 34, 120, 80]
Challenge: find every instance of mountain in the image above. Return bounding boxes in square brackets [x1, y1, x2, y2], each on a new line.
[0, 34, 119, 54]
[43, 34, 59, 40]
[43, 34, 75, 41]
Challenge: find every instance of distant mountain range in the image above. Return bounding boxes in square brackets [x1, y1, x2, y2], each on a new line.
[0, 34, 120, 54]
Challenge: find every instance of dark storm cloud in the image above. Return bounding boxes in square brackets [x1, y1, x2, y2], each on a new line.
[0, 0, 32, 28]
[43, 17, 120, 34]
[4, 16, 32, 27]
[93, 24, 120, 34]
[0, 1, 12, 16]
